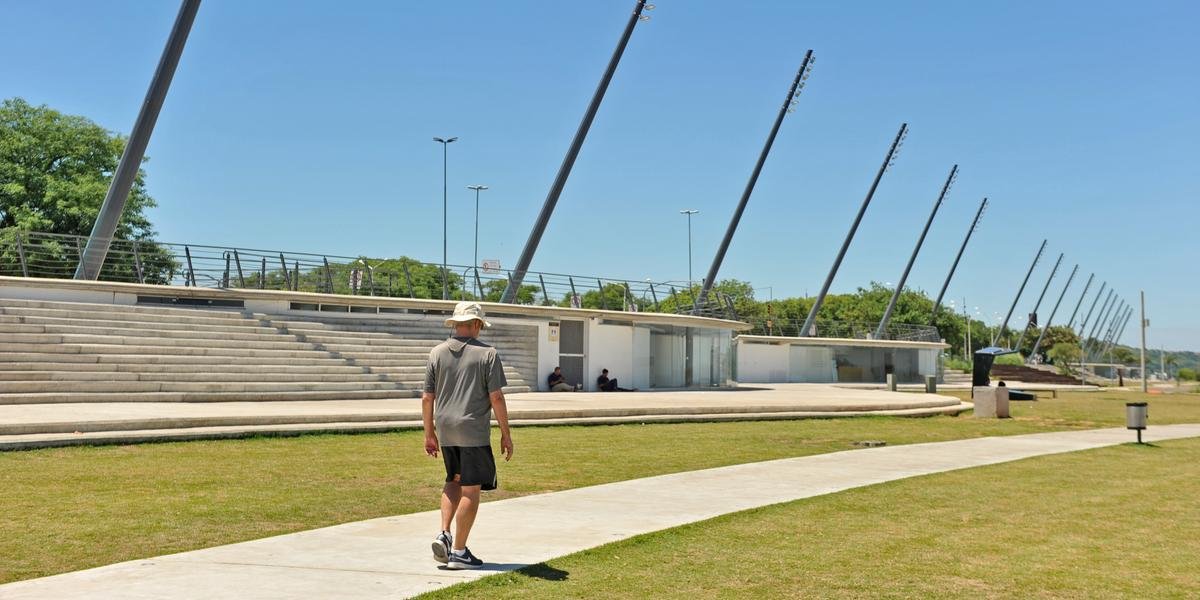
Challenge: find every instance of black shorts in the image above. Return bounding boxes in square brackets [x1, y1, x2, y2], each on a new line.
[442, 445, 497, 491]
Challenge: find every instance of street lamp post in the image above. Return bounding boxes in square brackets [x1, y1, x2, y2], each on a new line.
[433, 136, 458, 300]
[467, 184, 489, 297]
[680, 209, 699, 289]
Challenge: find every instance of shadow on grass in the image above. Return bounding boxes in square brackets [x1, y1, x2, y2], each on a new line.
[435, 563, 569, 581]
[1121, 442, 1162, 449]
[512, 563, 569, 581]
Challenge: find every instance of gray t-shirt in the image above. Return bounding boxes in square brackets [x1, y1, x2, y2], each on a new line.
[425, 336, 507, 447]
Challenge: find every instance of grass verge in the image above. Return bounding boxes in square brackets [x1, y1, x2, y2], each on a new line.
[1, 389, 1197, 583]
[424, 437, 1200, 599]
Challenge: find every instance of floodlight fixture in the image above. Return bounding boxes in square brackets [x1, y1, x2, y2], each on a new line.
[502, 0, 652, 303]
[693, 49, 815, 311]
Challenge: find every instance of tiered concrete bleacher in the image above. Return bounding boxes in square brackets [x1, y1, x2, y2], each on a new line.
[989, 363, 1083, 386]
[0, 298, 534, 405]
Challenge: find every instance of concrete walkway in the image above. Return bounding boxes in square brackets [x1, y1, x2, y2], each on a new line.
[7, 424, 1197, 599]
[0, 384, 969, 450]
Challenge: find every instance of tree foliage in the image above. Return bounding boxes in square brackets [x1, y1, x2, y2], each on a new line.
[0, 98, 174, 280]
[1047, 342, 1082, 375]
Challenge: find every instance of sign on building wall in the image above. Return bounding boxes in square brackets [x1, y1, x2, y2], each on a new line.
[548, 322, 560, 342]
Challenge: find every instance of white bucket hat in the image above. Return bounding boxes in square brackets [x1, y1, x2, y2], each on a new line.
[444, 301, 492, 328]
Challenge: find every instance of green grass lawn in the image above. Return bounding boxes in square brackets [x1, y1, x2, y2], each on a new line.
[1, 389, 1197, 584]
[425, 437, 1200, 599]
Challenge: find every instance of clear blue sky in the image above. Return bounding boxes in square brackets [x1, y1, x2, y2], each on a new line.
[3, 1, 1197, 350]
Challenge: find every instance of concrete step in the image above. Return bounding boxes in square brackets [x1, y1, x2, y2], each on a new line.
[0, 380, 417, 394]
[290, 334, 441, 348]
[0, 360, 121, 371]
[0, 332, 318, 352]
[351, 359, 431, 367]
[270, 317, 535, 337]
[0, 371, 391, 384]
[0, 389, 421, 404]
[0, 303, 261, 328]
[328, 347, 539, 361]
[2, 342, 335, 359]
[0, 351, 350, 367]
[0, 324, 306, 346]
[0, 323, 46, 334]
[0, 371, 139, 381]
[131, 373, 390, 383]
[6, 313, 284, 336]
[113, 363, 369, 375]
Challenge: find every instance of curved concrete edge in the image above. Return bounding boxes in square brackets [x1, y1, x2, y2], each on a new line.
[0, 402, 972, 451]
[0, 397, 966, 436]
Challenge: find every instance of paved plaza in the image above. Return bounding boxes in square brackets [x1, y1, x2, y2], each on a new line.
[0, 383, 970, 450]
[4, 424, 1197, 599]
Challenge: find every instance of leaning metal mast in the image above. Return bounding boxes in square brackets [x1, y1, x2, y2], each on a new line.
[1064, 272, 1095, 330]
[693, 51, 816, 313]
[501, 0, 653, 303]
[75, 0, 201, 280]
[992, 239, 1046, 346]
[929, 197, 987, 324]
[875, 165, 957, 339]
[1027, 263, 1078, 361]
[1014, 252, 1064, 351]
[800, 123, 909, 336]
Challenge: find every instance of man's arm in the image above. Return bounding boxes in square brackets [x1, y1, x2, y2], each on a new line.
[422, 391, 438, 457]
[489, 389, 513, 461]
[423, 351, 438, 457]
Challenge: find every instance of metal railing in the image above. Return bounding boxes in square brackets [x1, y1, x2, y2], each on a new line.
[743, 317, 942, 342]
[0, 229, 740, 317]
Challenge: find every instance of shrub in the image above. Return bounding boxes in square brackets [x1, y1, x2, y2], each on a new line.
[943, 357, 971, 373]
[995, 353, 1025, 366]
[1178, 368, 1197, 382]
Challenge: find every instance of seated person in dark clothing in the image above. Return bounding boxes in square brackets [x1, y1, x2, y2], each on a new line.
[546, 366, 578, 392]
[596, 368, 635, 392]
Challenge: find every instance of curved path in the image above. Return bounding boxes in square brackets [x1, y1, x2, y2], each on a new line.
[4, 424, 1198, 599]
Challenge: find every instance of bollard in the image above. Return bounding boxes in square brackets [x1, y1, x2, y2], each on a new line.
[925, 375, 936, 394]
[972, 386, 1010, 418]
[1126, 402, 1148, 444]
[886, 373, 897, 392]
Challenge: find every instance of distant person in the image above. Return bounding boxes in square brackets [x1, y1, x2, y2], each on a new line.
[423, 301, 513, 570]
[547, 366, 579, 392]
[597, 368, 635, 392]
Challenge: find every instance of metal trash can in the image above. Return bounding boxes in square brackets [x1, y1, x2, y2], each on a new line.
[1126, 402, 1148, 430]
[1126, 402, 1148, 443]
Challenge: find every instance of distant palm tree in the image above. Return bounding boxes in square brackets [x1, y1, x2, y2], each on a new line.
[1164, 354, 1179, 380]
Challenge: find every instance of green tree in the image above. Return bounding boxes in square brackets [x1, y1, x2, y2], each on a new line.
[1111, 347, 1136, 366]
[0, 97, 174, 281]
[483, 279, 539, 304]
[1020, 325, 1080, 360]
[1047, 342, 1082, 375]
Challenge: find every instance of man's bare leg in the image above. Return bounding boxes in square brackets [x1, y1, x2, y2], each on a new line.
[452, 484, 482, 551]
[441, 480, 462, 532]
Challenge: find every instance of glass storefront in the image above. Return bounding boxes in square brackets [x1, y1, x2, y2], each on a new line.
[646, 325, 733, 388]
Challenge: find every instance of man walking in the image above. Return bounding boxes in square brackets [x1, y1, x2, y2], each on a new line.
[423, 301, 514, 569]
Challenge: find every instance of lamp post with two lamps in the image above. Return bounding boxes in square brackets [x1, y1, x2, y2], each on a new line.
[433, 136, 458, 300]
[467, 184, 489, 297]
[679, 209, 699, 290]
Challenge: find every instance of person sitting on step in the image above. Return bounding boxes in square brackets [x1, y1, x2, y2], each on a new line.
[596, 368, 635, 392]
[546, 366, 579, 392]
